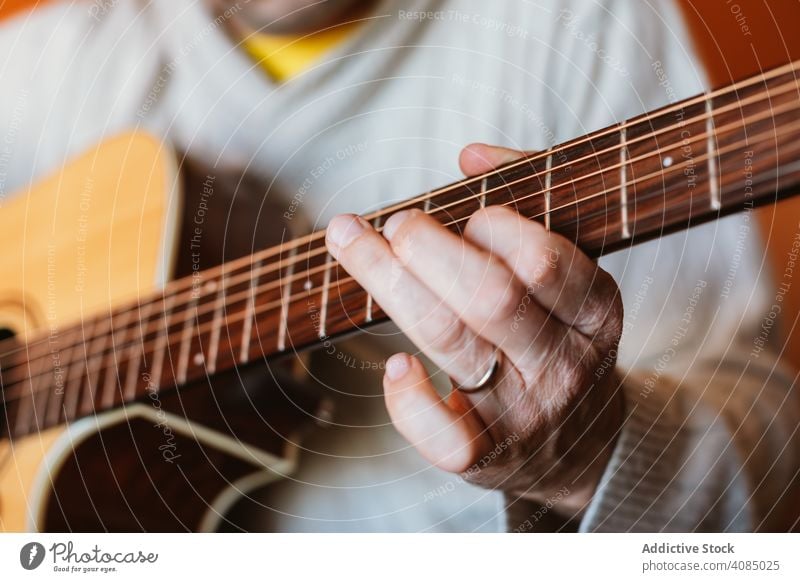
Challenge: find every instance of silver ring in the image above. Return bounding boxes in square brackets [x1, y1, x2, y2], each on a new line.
[454, 350, 503, 394]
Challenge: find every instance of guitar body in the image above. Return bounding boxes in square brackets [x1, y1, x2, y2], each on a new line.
[0, 133, 311, 531]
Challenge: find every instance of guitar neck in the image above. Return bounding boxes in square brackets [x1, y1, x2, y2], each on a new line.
[4, 59, 800, 439]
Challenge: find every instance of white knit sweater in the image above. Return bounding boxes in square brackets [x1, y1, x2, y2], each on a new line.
[1, 0, 797, 532]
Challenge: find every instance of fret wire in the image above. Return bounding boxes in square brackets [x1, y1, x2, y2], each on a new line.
[276, 250, 295, 353]
[347, 63, 798, 226]
[619, 126, 632, 239]
[253, 144, 800, 356]
[98, 308, 133, 410]
[17, 115, 800, 395]
[37, 323, 72, 433]
[14, 331, 52, 436]
[129, 129, 800, 362]
[0, 366, 9, 438]
[1, 64, 798, 432]
[12, 116, 800, 399]
[206, 277, 227, 375]
[9, 74, 797, 378]
[148, 294, 176, 392]
[63, 318, 99, 426]
[365, 217, 381, 323]
[4, 84, 800, 402]
[2, 71, 799, 379]
[176, 296, 199, 384]
[107, 83, 800, 332]
[44, 328, 81, 427]
[18, 145, 799, 421]
[706, 96, 722, 210]
[240, 259, 263, 363]
[128, 87, 800, 322]
[32, 343, 54, 433]
[7, 121, 800, 414]
[544, 153, 553, 231]
[423, 195, 432, 212]
[48, 74, 800, 348]
[79, 319, 113, 417]
[257, 122, 800, 320]
[75, 100, 714, 336]
[123, 299, 155, 401]
[479, 177, 488, 208]
[319, 254, 333, 339]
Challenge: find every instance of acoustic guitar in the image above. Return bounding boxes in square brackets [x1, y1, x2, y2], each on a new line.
[1, 59, 799, 532]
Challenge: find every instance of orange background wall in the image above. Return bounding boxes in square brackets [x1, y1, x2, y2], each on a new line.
[681, 0, 800, 364]
[2, 0, 799, 363]
[0, 0, 39, 18]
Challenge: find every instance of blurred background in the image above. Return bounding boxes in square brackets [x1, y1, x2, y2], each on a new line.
[2, 0, 799, 364]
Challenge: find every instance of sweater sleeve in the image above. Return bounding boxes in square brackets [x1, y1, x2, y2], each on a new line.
[581, 350, 800, 531]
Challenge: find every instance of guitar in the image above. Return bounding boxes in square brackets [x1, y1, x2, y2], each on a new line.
[1, 58, 799, 532]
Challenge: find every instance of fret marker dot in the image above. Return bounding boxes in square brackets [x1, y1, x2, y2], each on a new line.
[304, 280, 313, 291]
[662, 156, 674, 168]
[204, 280, 218, 293]
[193, 353, 205, 366]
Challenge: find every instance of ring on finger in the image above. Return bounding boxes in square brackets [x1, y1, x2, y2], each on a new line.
[453, 349, 504, 394]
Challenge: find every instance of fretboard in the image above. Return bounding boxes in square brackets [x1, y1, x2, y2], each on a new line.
[3, 59, 800, 439]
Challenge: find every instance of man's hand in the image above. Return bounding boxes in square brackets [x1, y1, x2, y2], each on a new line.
[325, 143, 625, 513]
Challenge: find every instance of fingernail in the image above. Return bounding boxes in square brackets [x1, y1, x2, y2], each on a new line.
[382, 210, 411, 241]
[385, 353, 411, 381]
[326, 215, 368, 255]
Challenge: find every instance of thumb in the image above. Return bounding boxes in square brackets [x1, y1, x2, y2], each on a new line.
[458, 143, 533, 177]
[383, 353, 492, 473]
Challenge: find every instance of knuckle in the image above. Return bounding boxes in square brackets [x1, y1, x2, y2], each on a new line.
[524, 243, 562, 291]
[478, 282, 520, 323]
[540, 335, 593, 400]
[393, 208, 426, 238]
[426, 314, 470, 355]
[343, 232, 385, 272]
[465, 205, 517, 237]
[599, 286, 625, 344]
[389, 208, 428, 259]
[582, 273, 624, 342]
[471, 261, 520, 323]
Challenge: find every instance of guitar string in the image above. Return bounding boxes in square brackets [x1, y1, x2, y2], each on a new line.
[3, 61, 797, 369]
[1, 72, 798, 369]
[3, 120, 799, 407]
[7, 143, 797, 427]
[7, 138, 800, 427]
[4, 82, 800, 376]
[3, 61, 800, 435]
[1, 78, 798, 370]
[110, 83, 800, 325]
[2, 102, 798, 382]
[141, 59, 800, 275]
[98, 73, 800, 300]
[113, 56, 800, 290]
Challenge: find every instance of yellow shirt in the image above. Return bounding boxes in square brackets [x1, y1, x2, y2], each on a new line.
[243, 23, 359, 82]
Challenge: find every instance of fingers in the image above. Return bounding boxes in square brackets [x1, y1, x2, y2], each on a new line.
[464, 205, 623, 346]
[326, 214, 495, 387]
[383, 353, 492, 472]
[458, 143, 528, 176]
[457, 143, 620, 344]
[381, 208, 566, 371]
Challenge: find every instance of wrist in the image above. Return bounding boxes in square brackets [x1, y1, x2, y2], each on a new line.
[517, 369, 626, 515]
